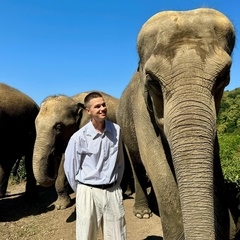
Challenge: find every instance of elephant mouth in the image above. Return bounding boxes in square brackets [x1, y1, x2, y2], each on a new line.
[49, 153, 61, 177]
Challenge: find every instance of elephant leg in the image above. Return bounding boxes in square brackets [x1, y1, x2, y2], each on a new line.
[139, 144, 184, 240]
[24, 152, 37, 199]
[125, 147, 152, 219]
[229, 209, 237, 240]
[0, 164, 10, 197]
[120, 145, 134, 195]
[54, 154, 72, 210]
[0, 154, 15, 197]
[134, 110, 184, 239]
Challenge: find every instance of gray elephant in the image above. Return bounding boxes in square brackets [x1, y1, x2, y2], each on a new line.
[116, 8, 235, 239]
[0, 83, 39, 198]
[32, 91, 132, 210]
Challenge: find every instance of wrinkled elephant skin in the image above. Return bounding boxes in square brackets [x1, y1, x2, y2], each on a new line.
[0, 83, 39, 198]
[116, 8, 235, 239]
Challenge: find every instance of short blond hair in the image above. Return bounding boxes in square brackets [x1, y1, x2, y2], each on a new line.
[84, 92, 103, 108]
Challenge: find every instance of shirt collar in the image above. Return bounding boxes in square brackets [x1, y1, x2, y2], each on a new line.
[87, 120, 111, 139]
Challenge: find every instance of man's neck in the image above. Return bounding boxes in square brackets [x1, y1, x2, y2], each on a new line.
[91, 119, 105, 133]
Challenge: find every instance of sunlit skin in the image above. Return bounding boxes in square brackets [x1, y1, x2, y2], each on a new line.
[86, 97, 107, 133]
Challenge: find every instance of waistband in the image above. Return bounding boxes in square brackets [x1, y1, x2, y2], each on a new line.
[78, 181, 117, 189]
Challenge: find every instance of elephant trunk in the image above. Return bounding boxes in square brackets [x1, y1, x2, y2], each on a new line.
[164, 93, 218, 239]
[33, 136, 59, 187]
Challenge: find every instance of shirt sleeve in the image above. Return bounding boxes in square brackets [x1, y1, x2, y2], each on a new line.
[64, 137, 81, 192]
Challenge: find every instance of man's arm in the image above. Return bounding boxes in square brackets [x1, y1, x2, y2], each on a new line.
[64, 137, 80, 192]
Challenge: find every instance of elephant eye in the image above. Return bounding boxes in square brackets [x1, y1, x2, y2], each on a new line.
[54, 123, 65, 133]
[146, 73, 161, 86]
[150, 79, 160, 88]
[213, 68, 230, 93]
[146, 73, 162, 96]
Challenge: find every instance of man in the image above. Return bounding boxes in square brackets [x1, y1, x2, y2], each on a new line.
[64, 91, 126, 240]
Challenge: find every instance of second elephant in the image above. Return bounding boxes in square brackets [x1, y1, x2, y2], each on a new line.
[117, 8, 236, 240]
[0, 83, 39, 198]
[32, 91, 131, 209]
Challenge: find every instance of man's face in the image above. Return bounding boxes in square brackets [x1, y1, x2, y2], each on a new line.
[86, 97, 107, 121]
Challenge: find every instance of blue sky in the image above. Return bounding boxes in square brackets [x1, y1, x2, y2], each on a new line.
[0, 1, 239, 105]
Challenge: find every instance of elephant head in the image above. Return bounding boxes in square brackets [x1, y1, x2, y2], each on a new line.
[33, 95, 84, 187]
[140, 9, 235, 239]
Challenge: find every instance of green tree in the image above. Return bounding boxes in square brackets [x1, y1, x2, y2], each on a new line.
[218, 134, 240, 186]
[217, 88, 240, 134]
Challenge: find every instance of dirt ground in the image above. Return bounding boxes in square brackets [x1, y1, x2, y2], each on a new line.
[0, 182, 163, 240]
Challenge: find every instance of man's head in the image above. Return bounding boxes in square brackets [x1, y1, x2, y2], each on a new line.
[84, 92, 107, 122]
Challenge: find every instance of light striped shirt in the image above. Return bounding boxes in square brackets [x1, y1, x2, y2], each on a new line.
[64, 120, 125, 192]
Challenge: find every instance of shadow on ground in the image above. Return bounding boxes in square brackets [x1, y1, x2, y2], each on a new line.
[0, 185, 57, 222]
[144, 236, 163, 240]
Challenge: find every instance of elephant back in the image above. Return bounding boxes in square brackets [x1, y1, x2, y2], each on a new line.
[0, 83, 39, 117]
[0, 83, 39, 156]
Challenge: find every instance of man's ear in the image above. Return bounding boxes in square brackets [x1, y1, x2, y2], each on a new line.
[85, 107, 90, 115]
[83, 104, 91, 115]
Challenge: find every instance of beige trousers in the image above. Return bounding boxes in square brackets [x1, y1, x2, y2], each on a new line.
[76, 183, 126, 240]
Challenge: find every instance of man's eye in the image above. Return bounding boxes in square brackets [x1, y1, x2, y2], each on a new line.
[94, 103, 106, 108]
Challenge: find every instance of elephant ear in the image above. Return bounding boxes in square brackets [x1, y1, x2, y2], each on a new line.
[75, 102, 85, 126]
[77, 102, 85, 110]
[143, 85, 153, 113]
[143, 86, 161, 137]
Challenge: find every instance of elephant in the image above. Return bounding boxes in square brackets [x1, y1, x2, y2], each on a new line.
[32, 91, 132, 210]
[116, 8, 236, 239]
[0, 83, 39, 198]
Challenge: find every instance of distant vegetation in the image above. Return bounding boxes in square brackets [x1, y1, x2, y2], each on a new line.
[217, 88, 240, 189]
[217, 88, 240, 135]
[10, 157, 26, 184]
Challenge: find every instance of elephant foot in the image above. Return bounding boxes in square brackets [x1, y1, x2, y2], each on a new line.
[54, 195, 72, 210]
[0, 191, 6, 198]
[134, 208, 152, 219]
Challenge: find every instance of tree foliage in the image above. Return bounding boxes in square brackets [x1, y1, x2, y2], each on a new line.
[217, 87, 240, 188]
[218, 134, 240, 185]
[217, 88, 240, 135]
